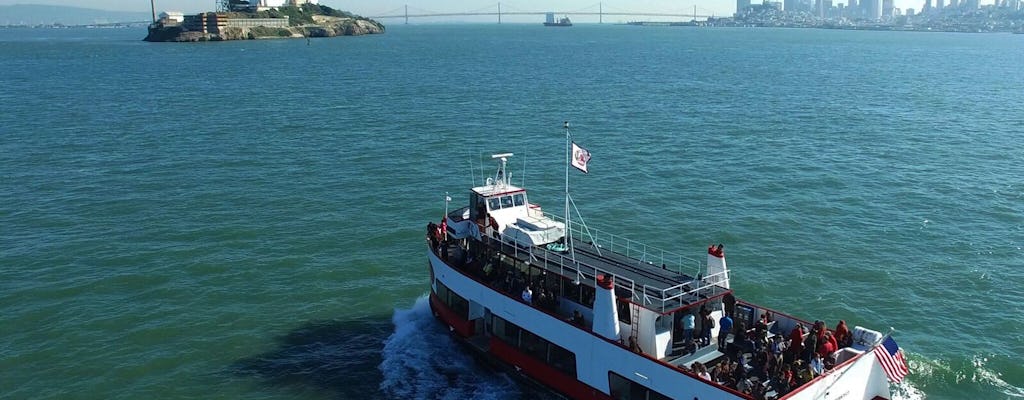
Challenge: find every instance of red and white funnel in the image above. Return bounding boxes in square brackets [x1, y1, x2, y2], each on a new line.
[706, 244, 730, 289]
[592, 274, 621, 341]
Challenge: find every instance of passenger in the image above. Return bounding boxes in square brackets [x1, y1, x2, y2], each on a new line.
[682, 311, 696, 348]
[718, 313, 734, 351]
[754, 313, 769, 342]
[709, 361, 723, 383]
[834, 320, 852, 348]
[692, 362, 708, 380]
[773, 364, 792, 395]
[810, 352, 825, 377]
[734, 318, 747, 342]
[797, 362, 814, 385]
[803, 332, 818, 363]
[786, 324, 804, 363]
[818, 332, 837, 359]
[771, 335, 785, 366]
[521, 286, 532, 304]
[723, 292, 736, 317]
[629, 336, 642, 354]
[571, 310, 585, 326]
[701, 308, 714, 347]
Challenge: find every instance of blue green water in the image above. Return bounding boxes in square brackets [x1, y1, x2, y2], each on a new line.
[1, 24, 1022, 400]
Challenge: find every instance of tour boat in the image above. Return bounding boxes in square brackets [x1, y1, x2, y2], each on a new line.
[425, 123, 908, 400]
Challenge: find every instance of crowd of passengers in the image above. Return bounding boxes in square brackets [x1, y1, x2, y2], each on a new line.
[429, 227, 856, 399]
[680, 306, 854, 399]
[428, 226, 575, 315]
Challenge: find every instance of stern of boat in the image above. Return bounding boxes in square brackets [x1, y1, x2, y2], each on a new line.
[783, 349, 892, 400]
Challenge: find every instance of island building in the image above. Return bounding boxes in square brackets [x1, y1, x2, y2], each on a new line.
[173, 12, 289, 33]
[158, 11, 184, 23]
[231, 0, 318, 12]
[156, 0, 324, 33]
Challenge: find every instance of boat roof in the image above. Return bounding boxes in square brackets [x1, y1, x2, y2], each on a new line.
[488, 233, 730, 314]
[472, 183, 526, 197]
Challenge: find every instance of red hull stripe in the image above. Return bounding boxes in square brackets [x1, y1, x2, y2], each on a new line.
[429, 292, 475, 337]
[489, 337, 613, 400]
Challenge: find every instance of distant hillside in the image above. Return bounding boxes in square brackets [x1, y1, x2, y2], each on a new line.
[0, 4, 151, 25]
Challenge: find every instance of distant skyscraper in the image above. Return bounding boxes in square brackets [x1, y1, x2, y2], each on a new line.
[867, 0, 882, 19]
[737, 0, 752, 14]
[948, 0, 959, 8]
[906, 6, 916, 14]
[923, 0, 932, 12]
[883, 0, 894, 16]
[848, 0, 859, 17]
[785, 0, 800, 12]
[937, 0, 945, 9]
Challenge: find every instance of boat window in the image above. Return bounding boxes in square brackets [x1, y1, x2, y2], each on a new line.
[608, 371, 672, 400]
[500, 195, 513, 208]
[489, 314, 577, 378]
[617, 300, 632, 325]
[513, 193, 525, 206]
[488, 197, 501, 211]
[435, 280, 468, 319]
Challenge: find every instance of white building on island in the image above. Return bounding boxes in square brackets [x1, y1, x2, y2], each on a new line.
[158, 11, 184, 23]
[252, 0, 318, 9]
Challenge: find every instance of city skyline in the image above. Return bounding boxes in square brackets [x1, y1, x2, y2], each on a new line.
[0, 0, 1001, 20]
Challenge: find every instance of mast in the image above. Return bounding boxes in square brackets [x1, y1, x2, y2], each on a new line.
[151, 0, 157, 23]
[564, 121, 574, 261]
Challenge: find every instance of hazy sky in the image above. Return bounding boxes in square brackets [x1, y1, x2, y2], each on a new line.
[1, 0, 970, 21]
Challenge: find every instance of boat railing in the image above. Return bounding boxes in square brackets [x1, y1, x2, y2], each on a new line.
[541, 211, 704, 278]
[640, 269, 730, 312]
[485, 227, 643, 304]
[484, 226, 732, 312]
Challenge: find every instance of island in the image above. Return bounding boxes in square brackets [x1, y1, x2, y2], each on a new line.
[144, 3, 384, 42]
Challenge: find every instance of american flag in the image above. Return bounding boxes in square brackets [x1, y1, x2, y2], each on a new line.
[874, 336, 910, 383]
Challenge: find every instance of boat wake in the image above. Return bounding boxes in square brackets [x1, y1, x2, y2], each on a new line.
[379, 295, 522, 400]
[903, 352, 1024, 399]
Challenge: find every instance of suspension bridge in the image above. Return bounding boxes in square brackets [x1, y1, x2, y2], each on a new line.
[366, 2, 721, 24]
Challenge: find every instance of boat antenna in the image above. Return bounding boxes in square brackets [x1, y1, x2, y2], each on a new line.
[521, 150, 527, 189]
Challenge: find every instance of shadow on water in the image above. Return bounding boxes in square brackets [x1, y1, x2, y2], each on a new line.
[232, 296, 561, 400]
[231, 317, 392, 399]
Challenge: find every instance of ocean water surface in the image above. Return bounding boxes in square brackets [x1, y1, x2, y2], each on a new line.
[1, 24, 1022, 400]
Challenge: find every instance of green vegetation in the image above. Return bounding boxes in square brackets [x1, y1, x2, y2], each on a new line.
[248, 26, 292, 37]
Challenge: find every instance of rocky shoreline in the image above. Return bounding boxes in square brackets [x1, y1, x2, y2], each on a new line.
[144, 15, 384, 42]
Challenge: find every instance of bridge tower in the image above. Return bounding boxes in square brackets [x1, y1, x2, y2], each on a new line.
[405, 5, 408, 25]
[600, 2, 603, 23]
[498, 2, 502, 24]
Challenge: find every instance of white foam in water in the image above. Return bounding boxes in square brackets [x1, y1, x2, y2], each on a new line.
[890, 381, 928, 400]
[379, 295, 521, 400]
[890, 354, 928, 400]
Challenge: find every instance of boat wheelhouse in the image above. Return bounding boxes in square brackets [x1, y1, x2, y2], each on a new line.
[426, 150, 901, 400]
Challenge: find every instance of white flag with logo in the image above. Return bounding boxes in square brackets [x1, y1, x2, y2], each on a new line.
[571, 142, 591, 173]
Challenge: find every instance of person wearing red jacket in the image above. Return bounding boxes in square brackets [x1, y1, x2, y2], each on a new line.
[786, 324, 804, 363]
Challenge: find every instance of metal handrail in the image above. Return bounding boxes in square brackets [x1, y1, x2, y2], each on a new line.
[483, 226, 730, 312]
[542, 211, 704, 277]
[486, 227, 641, 302]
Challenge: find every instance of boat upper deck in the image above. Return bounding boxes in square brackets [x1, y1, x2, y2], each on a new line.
[479, 211, 731, 313]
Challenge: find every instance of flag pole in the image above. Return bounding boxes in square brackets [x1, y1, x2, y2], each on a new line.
[444, 192, 450, 241]
[564, 121, 574, 262]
